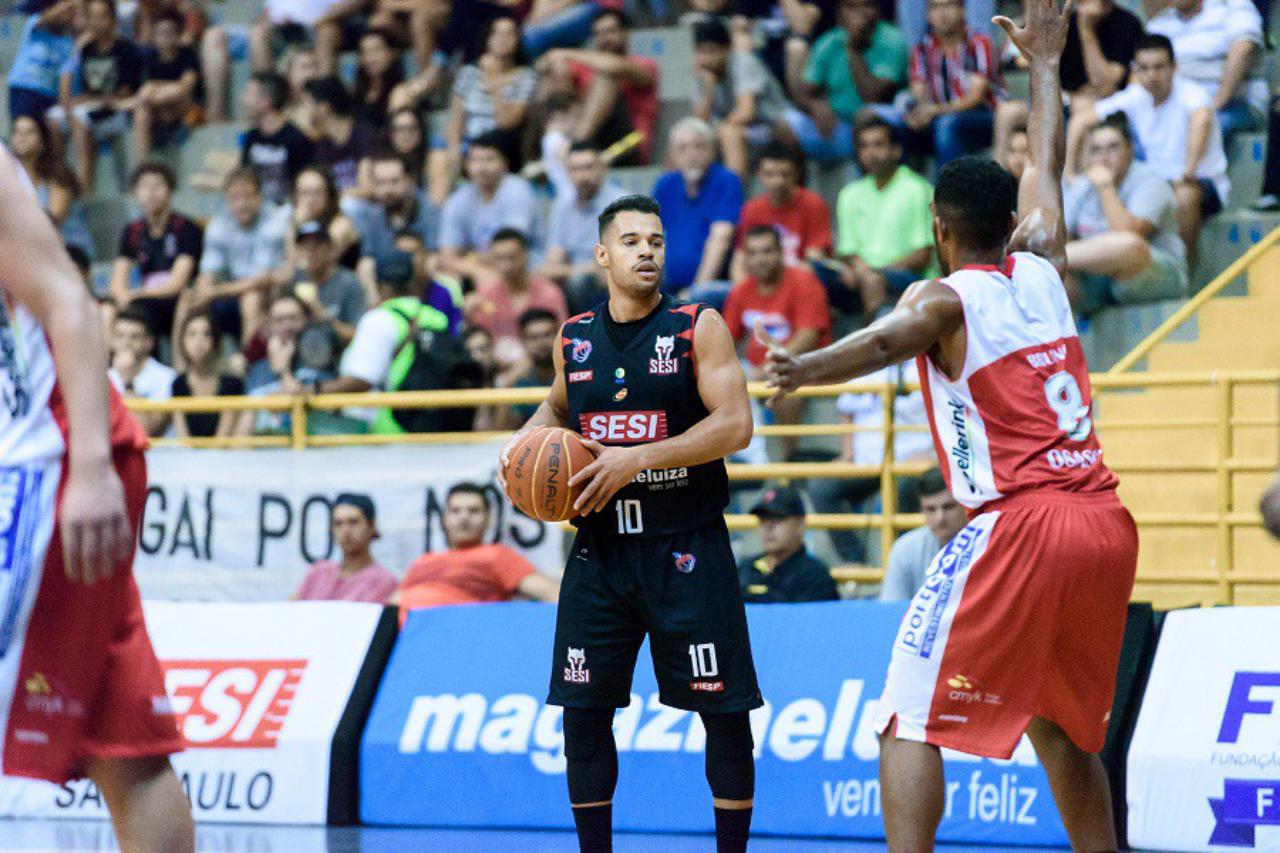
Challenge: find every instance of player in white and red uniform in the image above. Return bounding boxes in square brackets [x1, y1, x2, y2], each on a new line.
[0, 148, 192, 850]
[763, 0, 1135, 849]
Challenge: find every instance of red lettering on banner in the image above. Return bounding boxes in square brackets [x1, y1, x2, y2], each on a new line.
[163, 659, 307, 749]
[578, 411, 669, 444]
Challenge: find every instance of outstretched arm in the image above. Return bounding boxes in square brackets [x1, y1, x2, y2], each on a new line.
[0, 154, 132, 584]
[762, 279, 964, 398]
[997, 0, 1073, 279]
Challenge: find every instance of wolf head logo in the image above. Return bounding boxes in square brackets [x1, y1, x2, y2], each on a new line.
[567, 648, 586, 672]
[654, 335, 675, 362]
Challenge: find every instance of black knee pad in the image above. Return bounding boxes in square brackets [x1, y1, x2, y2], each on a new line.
[702, 712, 756, 801]
[563, 707, 616, 762]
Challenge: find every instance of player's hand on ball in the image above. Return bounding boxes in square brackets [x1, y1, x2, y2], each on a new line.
[498, 426, 540, 492]
[569, 439, 641, 515]
[756, 319, 804, 406]
[61, 458, 134, 585]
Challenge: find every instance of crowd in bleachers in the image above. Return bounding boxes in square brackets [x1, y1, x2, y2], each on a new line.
[3, 0, 1275, 584]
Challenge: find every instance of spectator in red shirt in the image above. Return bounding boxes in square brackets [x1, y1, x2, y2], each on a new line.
[294, 494, 398, 603]
[723, 224, 830, 458]
[465, 227, 569, 373]
[898, 0, 1002, 167]
[535, 9, 659, 163]
[730, 142, 833, 281]
[393, 483, 560, 626]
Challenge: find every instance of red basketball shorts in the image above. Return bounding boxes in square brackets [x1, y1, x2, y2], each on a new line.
[0, 448, 183, 783]
[874, 489, 1138, 758]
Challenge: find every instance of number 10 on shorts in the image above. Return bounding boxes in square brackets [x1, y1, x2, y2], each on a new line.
[689, 643, 718, 677]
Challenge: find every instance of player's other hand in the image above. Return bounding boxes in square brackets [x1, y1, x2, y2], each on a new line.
[756, 319, 805, 406]
[498, 426, 541, 492]
[569, 439, 641, 515]
[61, 458, 133, 585]
[993, 0, 1073, 65]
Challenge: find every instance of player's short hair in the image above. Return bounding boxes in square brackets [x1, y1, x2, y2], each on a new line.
[491, 227, 529, 249]
[250, 72, 289, 111]
[1134, 33, 1175, 63]
[305, 76, 354, 117]
[598, 194, 661, 238]
[114, 304, 154, 336]
[918, 467, 948, 498]
[447, 482, 490, 511]
[693, 17, 731, 47]
[744, 224, 782, 247]
[224, 165, 261, 192]
[468, 130, 511, 160]
[854, 112, 898, 148]
[1094, 112, 1135, 145]
[131, 161, 175, 191]
[518, 307, 559, 333]
[933, 156, 1018, 251]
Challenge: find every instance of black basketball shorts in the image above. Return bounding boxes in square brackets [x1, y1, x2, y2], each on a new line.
[546, 518, 763, 714]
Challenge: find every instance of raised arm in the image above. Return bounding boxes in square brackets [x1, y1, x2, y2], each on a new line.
[0, 153, 132, 583]
[570, 308, 753, 514]
[763, 279, 963, 396]
[997, 0, 1073, 279]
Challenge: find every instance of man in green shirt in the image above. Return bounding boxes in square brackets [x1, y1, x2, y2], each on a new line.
[779, 0, 910, 162]
[835, 115, 938, 321]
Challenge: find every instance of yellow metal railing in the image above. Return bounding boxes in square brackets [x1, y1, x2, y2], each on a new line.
[127, 370, 1279, 604]
[1108, 225, 1280, 374]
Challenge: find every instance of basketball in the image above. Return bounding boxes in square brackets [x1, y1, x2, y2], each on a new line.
[503, 427, 598, 521]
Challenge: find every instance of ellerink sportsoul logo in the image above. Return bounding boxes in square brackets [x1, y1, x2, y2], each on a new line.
[947, 398, 978, 495]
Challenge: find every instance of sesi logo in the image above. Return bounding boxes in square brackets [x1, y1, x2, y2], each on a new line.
[163, 659, 307, 749]
[579, 411, 669, 444]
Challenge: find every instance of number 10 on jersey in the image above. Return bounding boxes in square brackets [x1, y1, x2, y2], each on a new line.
[616, 499, 643, 534]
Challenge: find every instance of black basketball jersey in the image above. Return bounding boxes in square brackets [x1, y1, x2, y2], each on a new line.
[562, 296, 730, 537]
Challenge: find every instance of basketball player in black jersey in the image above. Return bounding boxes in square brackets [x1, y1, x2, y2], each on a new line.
[498, 194, 762, 852]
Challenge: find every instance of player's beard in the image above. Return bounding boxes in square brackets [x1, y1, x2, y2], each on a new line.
[611, 268, 663, 300]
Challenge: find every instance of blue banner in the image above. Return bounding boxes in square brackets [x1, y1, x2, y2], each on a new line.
[360, 601, 1068, 845]
[1210, 779, 1280, 846]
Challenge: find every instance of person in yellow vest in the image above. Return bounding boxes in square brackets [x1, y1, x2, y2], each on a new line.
[310, 251, 455, 434]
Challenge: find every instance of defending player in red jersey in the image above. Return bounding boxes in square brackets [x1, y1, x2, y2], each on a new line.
[0, 146, 192, 850]
[763, 0, 1137, 848]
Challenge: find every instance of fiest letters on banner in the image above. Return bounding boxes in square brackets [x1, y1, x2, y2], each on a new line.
[133, 443, 563, 600]
[1128, 607, 1280, 852]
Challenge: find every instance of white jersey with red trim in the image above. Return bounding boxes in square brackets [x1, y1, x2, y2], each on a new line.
[0, 146, 64, 468]
[917, 251, 1118, 510]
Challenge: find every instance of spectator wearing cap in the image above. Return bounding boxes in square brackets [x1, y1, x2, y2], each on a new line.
[290, 220, 366, 346]
[190, 167, 290, 345]
[439, 132, 543, 283]
[326, 251, 460, 433]
[1146, 0, 1266, 140]
[466, 228, 568, 373]
[834, 115, 936, 323]
[879, 468, 968, 601]
[392, 483, 560, 626]
[294, 494, 398, 603]
[539, 142, 626, 313]
[305, 76, 382, 194]
[691, 17, 790, 178]
[652, 117, 744, 306]
[739, 487, 838, 604]
[354, 152, 440, 297]
[780, 0, 910, 163]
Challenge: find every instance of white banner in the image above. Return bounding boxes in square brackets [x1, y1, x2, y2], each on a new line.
[133, 443, 564, 601]
[0, 600, 383, 825]
[1128, 607, 1280, 851]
